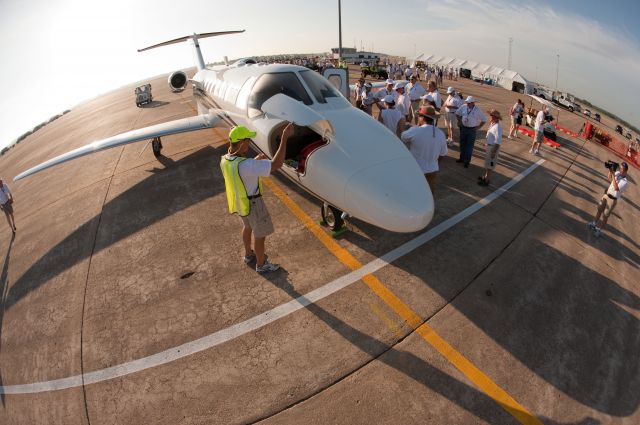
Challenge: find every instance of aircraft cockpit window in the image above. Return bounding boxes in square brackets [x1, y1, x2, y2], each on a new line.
[299, 70, 342, 104]
[248, 72, 312, 118]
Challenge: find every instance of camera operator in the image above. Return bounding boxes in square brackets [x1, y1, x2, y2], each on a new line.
[588, 161, 629, 237]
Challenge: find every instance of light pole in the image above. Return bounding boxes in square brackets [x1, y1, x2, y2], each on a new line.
[555, 54, 560, 92]
[338, 0, 342, 64]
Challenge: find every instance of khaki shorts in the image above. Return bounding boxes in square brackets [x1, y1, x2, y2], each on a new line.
[239, 197, 274, 238]
[443, 112, 457, 128]
[484, 145, 500, 170]
[534, 130, 544, 143]
[597, 194, 617, 219]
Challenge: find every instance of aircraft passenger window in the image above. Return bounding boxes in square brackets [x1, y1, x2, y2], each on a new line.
[299, 70, 343, 104]
[248, 72, 312, 118]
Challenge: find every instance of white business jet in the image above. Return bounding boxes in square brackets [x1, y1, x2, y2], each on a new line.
[14, 31, 434, 233]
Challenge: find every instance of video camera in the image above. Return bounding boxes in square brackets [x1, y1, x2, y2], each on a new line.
[604, 160, 619, 171]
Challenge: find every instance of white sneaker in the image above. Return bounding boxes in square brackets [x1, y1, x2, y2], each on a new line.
[507, 135, 513, 139]
[529, 147, 534, 154]
[594, 227, 602, 237]
[534, 149, 540, 155]
[256, 259, 280, 274]
[587, 221, 597, 230]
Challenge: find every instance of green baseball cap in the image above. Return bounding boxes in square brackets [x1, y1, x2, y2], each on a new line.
[229, 126, 256, 143]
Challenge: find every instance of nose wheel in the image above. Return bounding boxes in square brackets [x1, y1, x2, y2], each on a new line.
[321, 203, 346, 233]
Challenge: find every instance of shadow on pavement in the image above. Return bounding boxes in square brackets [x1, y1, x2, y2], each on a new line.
[4, 145, 224, 311]
[0, 232, 15, 407]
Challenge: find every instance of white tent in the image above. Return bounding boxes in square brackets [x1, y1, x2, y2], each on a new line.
[423, 54, 534, 94]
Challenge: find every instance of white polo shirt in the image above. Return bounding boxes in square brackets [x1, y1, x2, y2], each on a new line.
[406, 82, 427, 101]
[428, 90, 442, 109]
[486, 122, 503, 145]
[607, 171, 628, 199]
[401, 125, 448, 173]
[444, 95, 461, 113]
[396, 93, 411, 117]
[534, 110, 546, 132]
[380, 108, 404, 135]
[456, 105, 487, 128]
[375, 88, 398, 103]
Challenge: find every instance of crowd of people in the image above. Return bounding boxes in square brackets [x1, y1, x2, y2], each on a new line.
[350, 74, 631, 240]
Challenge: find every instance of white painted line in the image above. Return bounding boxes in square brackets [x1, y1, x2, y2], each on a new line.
[0, 159, 545, 394]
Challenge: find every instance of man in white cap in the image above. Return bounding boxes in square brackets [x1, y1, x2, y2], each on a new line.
[378, 95, 405, 138]
[443, 87, 462, 146]
[394, 81, 411, 121]
[406, 75, 427, 124]
[455, 96, 487, 168]
[401, 106, 448, 192]
[220, 124, 292, 273]
[360, 82, 376, 116]
[530, 104, 551, 155]
[374, 79, 397, 112]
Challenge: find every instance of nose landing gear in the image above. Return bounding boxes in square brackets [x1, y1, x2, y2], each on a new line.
[321, 203, 348, 236]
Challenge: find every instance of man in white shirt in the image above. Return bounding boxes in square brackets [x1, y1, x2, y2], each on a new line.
[478, 110, 503, 186]
[588, 162, 630, 237]
[374, 79, 398, 112]
[401, 106, 448, 192]
[360, 82, 376, 116]
[443, 86, 461, 145]
[220, 124, 292, 273]
[530, 105, 550, 155]
[394, 81, 411, 121]
[455, 96, 487, 168]
[0, 178, 16, 233]
[406, 75, 427, 124]
[378, 95, 405, 138]
[427, 81, 442, 110]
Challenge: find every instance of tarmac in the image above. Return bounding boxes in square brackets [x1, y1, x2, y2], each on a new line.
[0, 65, 638, 425]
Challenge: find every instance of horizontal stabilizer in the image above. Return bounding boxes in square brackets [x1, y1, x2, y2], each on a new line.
[137, 30, 245, 52]
[14, 113, 223, 181]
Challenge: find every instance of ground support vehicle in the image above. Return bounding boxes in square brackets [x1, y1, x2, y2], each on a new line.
[135, 84, 153, 107]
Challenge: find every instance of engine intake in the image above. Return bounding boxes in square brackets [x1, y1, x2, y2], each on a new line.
[168, 70, 188, 92]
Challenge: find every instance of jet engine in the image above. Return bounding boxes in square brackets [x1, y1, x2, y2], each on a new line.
[168, 70, 188, 92]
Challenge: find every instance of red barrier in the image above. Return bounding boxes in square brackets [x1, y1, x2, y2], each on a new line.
[584, 121, 639, 169]
[516, 127, 561, 148]
[554, 124, 578, 138]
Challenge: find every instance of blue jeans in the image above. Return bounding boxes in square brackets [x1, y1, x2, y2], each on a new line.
[459, 127, 477, 164]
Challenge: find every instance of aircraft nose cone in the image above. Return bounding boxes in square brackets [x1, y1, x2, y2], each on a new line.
[344, 158, 434, 233]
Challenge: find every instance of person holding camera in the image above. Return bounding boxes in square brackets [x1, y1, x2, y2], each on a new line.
[588, 161, 629, 237]
[0, 177, 16, 233]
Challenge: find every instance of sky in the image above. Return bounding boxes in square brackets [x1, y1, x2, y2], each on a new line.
[1, 0, 639, 149]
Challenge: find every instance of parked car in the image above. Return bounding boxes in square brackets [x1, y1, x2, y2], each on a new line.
[626, 131, 633, 140]
[594, 113, 601, 122]
[616, 125, 624, 134]
[583, 109, 591, 117]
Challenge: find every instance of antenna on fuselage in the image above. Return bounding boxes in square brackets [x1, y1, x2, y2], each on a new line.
[137, 30, 245, 71]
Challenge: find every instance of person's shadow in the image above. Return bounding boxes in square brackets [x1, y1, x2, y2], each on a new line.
[0, 232, 16, 407]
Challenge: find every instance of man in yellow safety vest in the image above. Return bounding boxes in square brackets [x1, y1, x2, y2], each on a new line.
[220, 123, 292, 273]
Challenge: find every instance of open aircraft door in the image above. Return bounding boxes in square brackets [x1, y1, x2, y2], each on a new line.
[323, 68, 350, 99]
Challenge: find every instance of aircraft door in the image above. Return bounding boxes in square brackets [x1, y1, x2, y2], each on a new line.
[323, 68, 350, 99]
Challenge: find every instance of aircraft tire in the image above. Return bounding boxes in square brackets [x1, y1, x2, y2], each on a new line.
[321, 203, 344, 231]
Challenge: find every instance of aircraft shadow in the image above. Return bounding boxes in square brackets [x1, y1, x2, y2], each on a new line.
[254, 272, 517, 424]
[4, 145, 225, 311]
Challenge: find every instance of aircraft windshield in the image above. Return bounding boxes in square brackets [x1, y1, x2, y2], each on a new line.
[299, 70, 346, 105]
[248, 72, 313, 117]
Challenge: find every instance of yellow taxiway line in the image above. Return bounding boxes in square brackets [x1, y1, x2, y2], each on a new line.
[263, 177, 542, 425]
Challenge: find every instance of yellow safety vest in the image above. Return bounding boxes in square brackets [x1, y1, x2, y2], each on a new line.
[220, 155, 263, 217]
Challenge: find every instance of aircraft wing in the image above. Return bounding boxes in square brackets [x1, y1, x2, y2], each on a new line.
[14, 113, 222, 181]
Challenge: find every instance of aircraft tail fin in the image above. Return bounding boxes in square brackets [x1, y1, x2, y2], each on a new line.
[137, 30, 245, 71]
